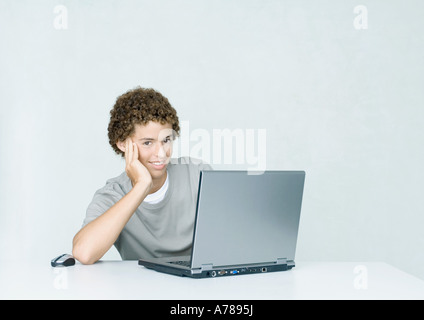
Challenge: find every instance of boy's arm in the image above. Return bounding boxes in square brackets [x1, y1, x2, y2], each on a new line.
[72, 181, 150, 264]
[72, 140, 152, 264]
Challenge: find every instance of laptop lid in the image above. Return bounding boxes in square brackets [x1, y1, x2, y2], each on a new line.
[190, 170, 305, 269]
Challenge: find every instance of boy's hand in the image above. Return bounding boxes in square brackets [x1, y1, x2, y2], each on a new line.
[124, 138, 153, 190]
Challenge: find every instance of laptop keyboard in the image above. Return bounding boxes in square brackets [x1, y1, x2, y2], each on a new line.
[169, 260, 191, 267]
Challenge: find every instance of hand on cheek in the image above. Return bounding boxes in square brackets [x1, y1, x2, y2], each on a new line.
[124, 138, 153, 189]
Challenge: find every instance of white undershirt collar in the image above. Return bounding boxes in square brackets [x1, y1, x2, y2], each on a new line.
[143, 172, 169, 204]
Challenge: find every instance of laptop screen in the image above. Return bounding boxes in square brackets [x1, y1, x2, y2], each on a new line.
[190, 170, 305, 269]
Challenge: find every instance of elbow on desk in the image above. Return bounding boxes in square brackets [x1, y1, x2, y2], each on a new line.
[72, 238, 98, 265]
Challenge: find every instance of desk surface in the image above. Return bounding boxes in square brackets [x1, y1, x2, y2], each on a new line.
[1, 260, 424, 300]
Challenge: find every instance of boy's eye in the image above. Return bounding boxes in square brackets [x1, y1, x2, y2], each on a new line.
[143, 141, 152, 146]
[164, 136, 171, 143]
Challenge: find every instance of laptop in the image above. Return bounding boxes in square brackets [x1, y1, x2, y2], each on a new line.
[138, 170, 305, 278]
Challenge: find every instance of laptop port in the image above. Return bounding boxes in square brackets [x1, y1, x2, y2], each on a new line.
[218, 270, 227, 276]
[261, 267, 267, 272]
[211, 271, 216, 277]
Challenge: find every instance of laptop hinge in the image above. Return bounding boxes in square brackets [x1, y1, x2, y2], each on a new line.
[201, 263, 213, 271]
[276, 258, 287, 265]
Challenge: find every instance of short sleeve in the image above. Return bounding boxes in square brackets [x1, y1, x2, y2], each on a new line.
[82, 184, 124, 228]
[200, 162, 213, 171]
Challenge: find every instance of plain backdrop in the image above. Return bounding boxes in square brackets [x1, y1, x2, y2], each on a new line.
[1, 0, 424, 280]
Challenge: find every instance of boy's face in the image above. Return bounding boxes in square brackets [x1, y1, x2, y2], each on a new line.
[129, 121, 174, 180]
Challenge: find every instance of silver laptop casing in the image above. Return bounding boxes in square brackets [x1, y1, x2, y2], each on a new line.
[138, 170, 305, 278]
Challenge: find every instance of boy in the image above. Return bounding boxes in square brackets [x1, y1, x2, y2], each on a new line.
[72, 87, 212, 264]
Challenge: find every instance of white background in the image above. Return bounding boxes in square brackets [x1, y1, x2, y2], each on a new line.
[1, 0, 423, 280]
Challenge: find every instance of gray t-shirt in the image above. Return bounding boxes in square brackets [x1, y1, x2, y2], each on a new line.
[83, 157, 212, 260]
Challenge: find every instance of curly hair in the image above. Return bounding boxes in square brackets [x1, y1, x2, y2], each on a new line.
[108, 87, 180, 157]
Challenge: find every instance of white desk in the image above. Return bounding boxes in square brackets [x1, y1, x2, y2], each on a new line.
[1, 260, 424, 300]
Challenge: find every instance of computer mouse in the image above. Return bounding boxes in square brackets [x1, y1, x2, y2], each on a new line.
[51, 253, 75, 267]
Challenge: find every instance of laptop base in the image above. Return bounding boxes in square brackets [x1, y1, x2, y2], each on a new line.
[138, 259, 295, 279]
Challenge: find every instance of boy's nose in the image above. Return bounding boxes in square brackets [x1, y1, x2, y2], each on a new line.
[157, 144, 166, 158]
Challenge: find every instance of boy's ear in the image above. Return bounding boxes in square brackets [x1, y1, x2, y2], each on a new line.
[116, 140, 126, 153]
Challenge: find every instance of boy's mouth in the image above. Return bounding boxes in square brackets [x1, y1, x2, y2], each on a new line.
[148, 160, 167, 170]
